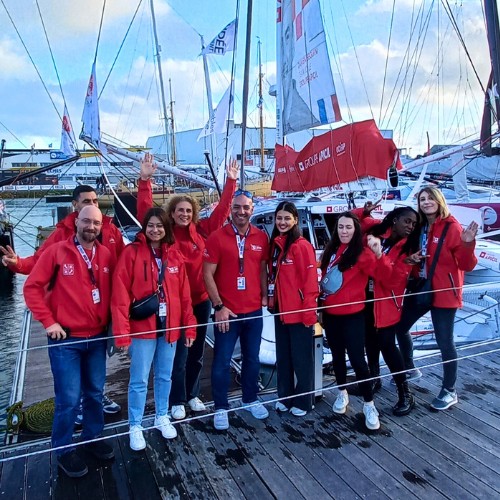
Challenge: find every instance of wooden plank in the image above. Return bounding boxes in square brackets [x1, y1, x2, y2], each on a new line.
[50, 451, 79, 500]
[0, 452, 26, 498]
[24, 447, 51, 500]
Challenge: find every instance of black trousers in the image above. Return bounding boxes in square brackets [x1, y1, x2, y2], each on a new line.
[323, 310, 373, 402]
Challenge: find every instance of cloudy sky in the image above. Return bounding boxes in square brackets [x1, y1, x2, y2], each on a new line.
[0, 0, 492, 155]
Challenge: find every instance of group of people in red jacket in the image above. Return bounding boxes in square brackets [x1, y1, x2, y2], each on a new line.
[0, 155, 478, 477]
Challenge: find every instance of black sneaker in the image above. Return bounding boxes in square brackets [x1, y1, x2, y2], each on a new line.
[57, 451, 88, 478]
[83, 440, 115, 460]
[102, 394, 121, 414]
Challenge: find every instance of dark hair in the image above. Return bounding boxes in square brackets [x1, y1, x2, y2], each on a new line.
[72, 185, 96, 201]
[269, 201, 301, 260]
[367, 206, 420, 256]
[320, 211, 363, 272]
[140, 207, 174, 245]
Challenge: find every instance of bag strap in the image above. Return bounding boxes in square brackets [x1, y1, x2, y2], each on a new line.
[427, 222, 451, 280]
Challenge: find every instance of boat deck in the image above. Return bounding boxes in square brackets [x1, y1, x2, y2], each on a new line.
[1, 329, 499, 498]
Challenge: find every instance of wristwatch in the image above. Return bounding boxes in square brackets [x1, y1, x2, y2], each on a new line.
[213, 303, 224, 311]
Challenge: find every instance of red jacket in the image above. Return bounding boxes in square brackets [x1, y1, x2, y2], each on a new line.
[23, 237, 112, 336]
[12, 212, 125, 275]
[415, 215, 477, 308]
[321, 246, 387, 315]
[137, 177, 236, 305]
[270, 236, 318, 325]
[111, 233, 197, 346]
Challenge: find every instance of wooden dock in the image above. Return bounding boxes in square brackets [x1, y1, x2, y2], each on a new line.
[1, 331, 499, 498]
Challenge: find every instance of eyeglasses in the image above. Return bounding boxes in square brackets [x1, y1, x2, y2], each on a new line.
[79, 218, 102, 227]
[234, 189, 253, 200]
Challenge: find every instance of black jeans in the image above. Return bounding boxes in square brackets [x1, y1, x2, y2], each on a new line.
[378, 324, 407, 386]
[169, 299, 212, 406]
[364, 301, 380, 374]
[274, 319, 314, 411]
[397, 304, 458, 391]
[323, 311, 373, 402]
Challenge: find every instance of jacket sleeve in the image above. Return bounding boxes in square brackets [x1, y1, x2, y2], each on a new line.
[178, 259, 197, 339]
[23, 248, 59, 328]
[110, 223, 126, 264]
[297, 241, 319, 325]
[111, 246, 135, 346]
[136, 179, 153, 224]
[372, 251, 412, 290]
[448, 222, 477, 272]
[197, 178, 236, 236]
[352, 208, 380, 234]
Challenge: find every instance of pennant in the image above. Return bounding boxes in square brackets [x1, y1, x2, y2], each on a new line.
[197, 85, 233, 140]
[80, 62, 105, 152]
[60, 105, 76, 157]
[202, 19, 237, 56]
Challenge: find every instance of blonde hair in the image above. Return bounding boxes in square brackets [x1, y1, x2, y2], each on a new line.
[164, 195, 200, 225]
[417, 186, 450, 220]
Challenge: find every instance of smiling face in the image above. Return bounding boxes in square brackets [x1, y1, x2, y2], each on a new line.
[145, 216, 166, 247]
[171, 201, 193, 227]
[337, 216, 355, 244]
[393, 211, 418, 239]
[275, 209, 298, 235]
[75, 205, 102, 246]
[418, 191, 439, 219]
[231, 194, 254, 232]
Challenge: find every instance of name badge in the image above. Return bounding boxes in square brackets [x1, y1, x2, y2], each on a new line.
[159, 302, 167, 317]
[92, 288, 101, 304]
[237, 276, 246, 290]
[267, 283, 275, 296]
[368, 279, 374, 293]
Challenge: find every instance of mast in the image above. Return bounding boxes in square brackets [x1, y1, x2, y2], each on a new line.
[150, 0, 171, 162]
[168, 78, 177, 166]
[257, 39, 265, 173]
[240, 0, 254, 189]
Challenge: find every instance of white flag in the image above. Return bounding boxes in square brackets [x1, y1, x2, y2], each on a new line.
[198, 85, 233, 140]
[60, 105, 76, 157]
[80, 62, 104, 151]
[202, 19, 236, 56]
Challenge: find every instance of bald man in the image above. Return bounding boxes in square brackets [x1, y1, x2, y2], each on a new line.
[24, 206, 114, 478]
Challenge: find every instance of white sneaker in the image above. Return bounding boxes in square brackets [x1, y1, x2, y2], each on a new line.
[363, 403, 380, 430]
[171, 405, 186, 420]
[275, 401, 288, 412]
[188, 397, 206, 412]
[214, 411, 229, 430]
[154, 415, 177, 439]
[290, 407, 307, 417]
[242, 401, 269, 420]
[129, 425, 146, 451]
[333, 390, 349, 414]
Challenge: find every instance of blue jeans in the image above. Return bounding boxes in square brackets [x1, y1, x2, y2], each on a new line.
[397, 305, 458, 390]
[48, 333, 107, 457]
[128, 335, 176, 426]
[212, 309, 263, 410]
[170, 300, 211, 405]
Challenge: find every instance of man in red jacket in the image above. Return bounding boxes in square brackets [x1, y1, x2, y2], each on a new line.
[24, 205, 114, 478]
[0, 185, 122, 415]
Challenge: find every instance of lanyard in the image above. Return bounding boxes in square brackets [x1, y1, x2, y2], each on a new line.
[419, 225, 429, 277]
[381, 238, 392, 255]
[231, 223, 250, 275]
[269, 244, 281, 282]
[74, 237, 97, 287]
[150, 246, 166, 300]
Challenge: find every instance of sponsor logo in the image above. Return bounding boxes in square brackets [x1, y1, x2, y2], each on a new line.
[433, 237, 439, 243]
[479, 251, 498, 263]
[297, 147, 331, 171]
[250, 244, 262, 251]
[326, 205, 349, 213]
[336, 142, 346, 155]
[277, 167, 287, 174]
[282, 259, 294, 265]
[167, 266, 179, 273]
[103, 266, 110, 273]
[62, 264, 74, 276]
[202, 249, 209, 257]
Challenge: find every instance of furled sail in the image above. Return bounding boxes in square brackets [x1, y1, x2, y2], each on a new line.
[277, 0, 341, 137]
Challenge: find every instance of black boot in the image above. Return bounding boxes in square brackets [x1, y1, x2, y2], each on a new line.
[370, 364, 382, 393]
[393, 381, 415, 416]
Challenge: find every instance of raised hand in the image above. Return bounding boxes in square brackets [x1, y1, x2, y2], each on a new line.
[367, 235, 382, 258]
[0, 245, 18, 267]
[226, 158, 240, 180]
[462, 221, 479, 243]
[140, 152, 158, 181]
[363, 197, 383, 216]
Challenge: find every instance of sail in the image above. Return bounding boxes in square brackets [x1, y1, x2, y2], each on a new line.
[272, 120, 401, 192]
[197, 84, 234, 140]
[60, 105, 76, 157]
[80, 62, 105, 152]
[278, 0, 341, 136]
[202, 19, 237, 56]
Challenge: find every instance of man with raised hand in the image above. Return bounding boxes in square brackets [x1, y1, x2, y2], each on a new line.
[24, 205, 114, 478]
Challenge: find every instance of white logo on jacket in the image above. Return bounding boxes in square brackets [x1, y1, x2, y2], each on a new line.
[250, 244, 262, 251]
[109, 238, 116, 244]
[282, 258, 294, 265]
[167, 266, 179, 273]
[62, 264, 74, 275]
[433, 237, 439, 243]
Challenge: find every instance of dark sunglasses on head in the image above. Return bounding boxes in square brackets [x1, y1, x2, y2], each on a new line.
[234, 189, 253, 199]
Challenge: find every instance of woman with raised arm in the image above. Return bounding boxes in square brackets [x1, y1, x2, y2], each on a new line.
[268, 201, 318, 416]
[395, 187, 478, 411]
[111, 207, 197, 451]
[137, 153, 238, 420]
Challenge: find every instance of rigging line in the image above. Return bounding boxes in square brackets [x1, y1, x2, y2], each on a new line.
[0, 0, 62, 121]
[94, 0, 107, 65]
[99, 0, 144, 98]
[378, 0, 397, 125]
[34, 0, 64, 123]
[339, 0, 374, 120]
[0, 120, 28, 148]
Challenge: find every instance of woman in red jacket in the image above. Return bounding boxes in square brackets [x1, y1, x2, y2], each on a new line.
[268, 201, 318, 417]
[319, 212, 387, 430]
[112, 207, 197, 451]
[138, 154, 237, 420]
[396, 187, 478, 411]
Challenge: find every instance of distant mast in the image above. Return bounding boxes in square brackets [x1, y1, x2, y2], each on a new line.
[257, 39, 265, 172]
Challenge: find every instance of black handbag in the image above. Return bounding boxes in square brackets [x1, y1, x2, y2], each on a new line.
[406, 223, 450, 309]
[129, 259, 167, 320]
